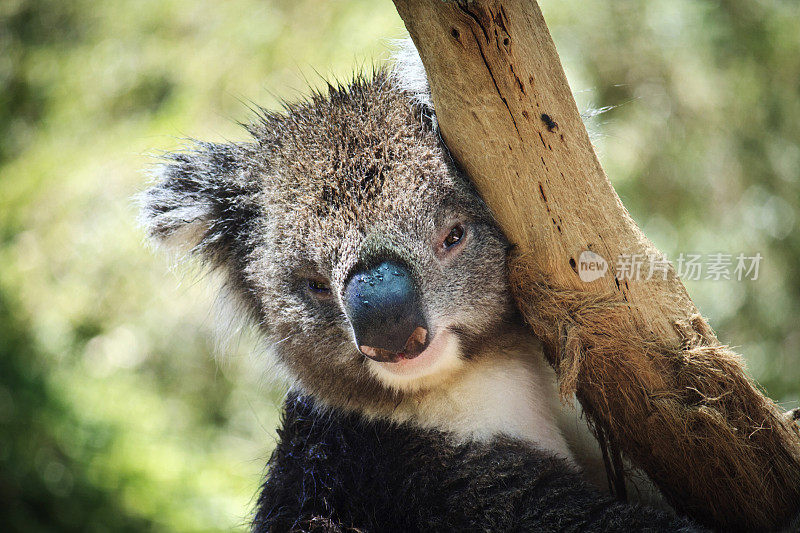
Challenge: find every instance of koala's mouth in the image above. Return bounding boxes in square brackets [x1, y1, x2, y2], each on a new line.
[359, 326, 428, 363]
[364, 329, 463, 389]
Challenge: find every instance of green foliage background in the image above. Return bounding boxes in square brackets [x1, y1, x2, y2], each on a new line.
[1, 0, 797, 530]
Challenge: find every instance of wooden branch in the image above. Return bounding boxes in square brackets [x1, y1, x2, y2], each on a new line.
[391, 0, 800, 530]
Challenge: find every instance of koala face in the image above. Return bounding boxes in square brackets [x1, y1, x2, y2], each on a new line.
[141, 71, 516, 412]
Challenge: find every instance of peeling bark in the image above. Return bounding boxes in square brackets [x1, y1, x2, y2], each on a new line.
[392, 0, 800, 530]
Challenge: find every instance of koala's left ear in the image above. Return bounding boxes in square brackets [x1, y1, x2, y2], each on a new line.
[139, 142, 263, 266]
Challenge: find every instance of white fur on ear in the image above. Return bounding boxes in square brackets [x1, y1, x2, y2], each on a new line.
[390, 38, 437, 129]
[136, 165, 213, 255]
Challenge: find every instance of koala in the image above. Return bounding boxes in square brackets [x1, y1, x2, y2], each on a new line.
[140, 41, 702, 532]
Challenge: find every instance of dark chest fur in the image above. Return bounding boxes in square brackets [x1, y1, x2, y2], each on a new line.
[253, 394, 701, 533]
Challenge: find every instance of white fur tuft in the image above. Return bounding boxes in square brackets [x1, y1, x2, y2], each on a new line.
[136, 164, 213, 255]
[378, 335, 575, 461]
[390, 38, 437, 129]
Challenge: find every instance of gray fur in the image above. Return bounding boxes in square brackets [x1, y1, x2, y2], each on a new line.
[137, 40, 785, 531]
[140, 68, 515, 416]
[136, 39, 710, 531]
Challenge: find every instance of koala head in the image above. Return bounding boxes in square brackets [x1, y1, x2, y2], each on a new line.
[140, 68, 519, 413]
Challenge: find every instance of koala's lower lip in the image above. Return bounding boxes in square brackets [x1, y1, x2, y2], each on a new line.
[360, 326, 428, 363]
[365, 329, 459, 386]
[359, 347, 412, 363]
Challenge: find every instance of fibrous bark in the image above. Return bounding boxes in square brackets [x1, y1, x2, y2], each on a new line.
[391, 0, 800, 530]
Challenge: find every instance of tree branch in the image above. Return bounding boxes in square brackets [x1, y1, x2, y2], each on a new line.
[392, 0, 800, 530]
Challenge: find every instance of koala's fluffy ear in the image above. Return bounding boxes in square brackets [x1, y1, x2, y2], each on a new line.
[139, 142, 263, 266]
[390, 37, 436, 130]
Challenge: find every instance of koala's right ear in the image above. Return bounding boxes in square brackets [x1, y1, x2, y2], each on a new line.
[138, 142, 263, 266]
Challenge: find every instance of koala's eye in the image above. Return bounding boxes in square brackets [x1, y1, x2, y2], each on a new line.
[435, 222, 468, 260]
[443, 224, 465, 248]
[306, 279, 332, 296]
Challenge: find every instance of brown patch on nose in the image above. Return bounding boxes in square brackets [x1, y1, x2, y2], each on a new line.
[402, 326, 428, 358]
[359, 345, 399, 363]
[359, 326, 429, 363]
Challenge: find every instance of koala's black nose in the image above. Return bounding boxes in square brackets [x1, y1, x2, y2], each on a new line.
[343, 260, 429, 362]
